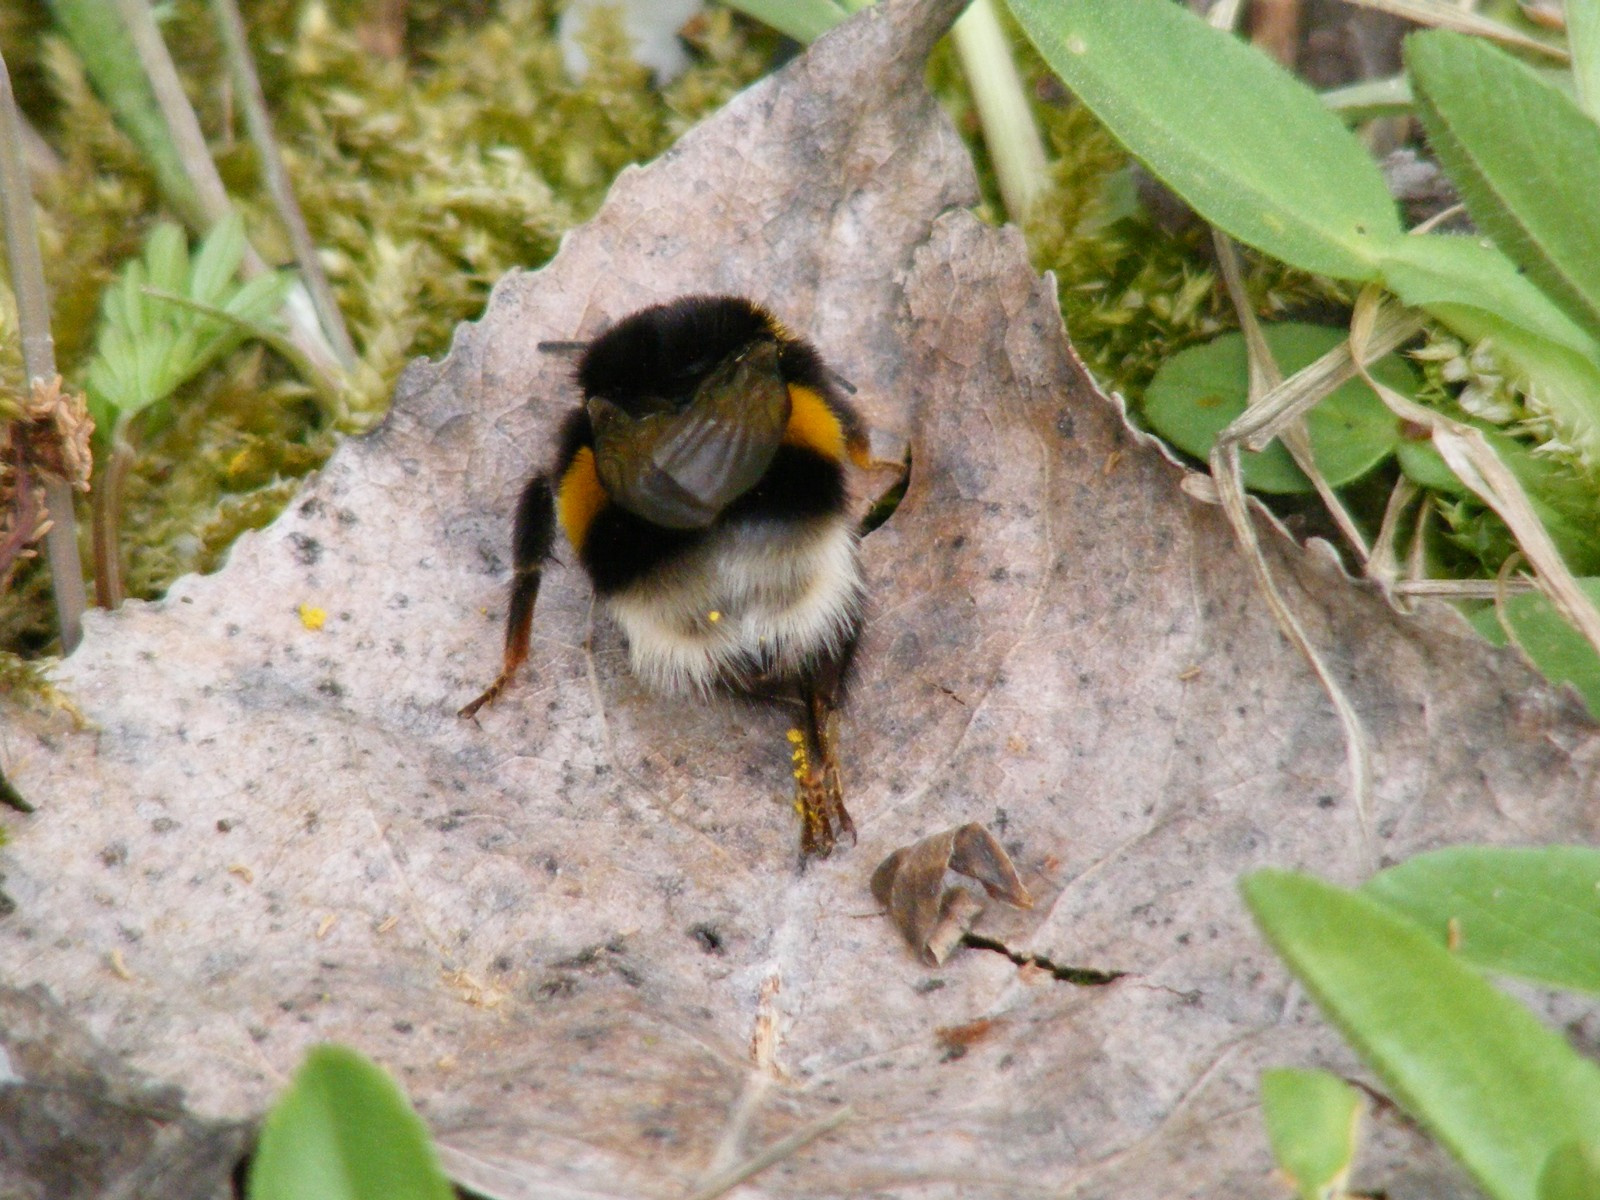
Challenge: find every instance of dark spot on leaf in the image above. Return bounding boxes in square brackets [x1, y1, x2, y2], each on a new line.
[689, 924, 726, 955]
[288, 533, 322, 565]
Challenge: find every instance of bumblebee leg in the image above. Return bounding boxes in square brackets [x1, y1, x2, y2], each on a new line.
[792, 629, 861, 860]
[460, 474, 554, 719]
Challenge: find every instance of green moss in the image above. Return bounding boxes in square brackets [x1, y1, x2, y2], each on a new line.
[3, 0, 778, 654]
[0, 648, 74, 716]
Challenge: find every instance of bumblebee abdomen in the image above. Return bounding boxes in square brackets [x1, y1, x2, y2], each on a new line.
[605, 514, 862, 696]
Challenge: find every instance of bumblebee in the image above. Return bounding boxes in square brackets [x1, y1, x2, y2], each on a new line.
[461, 295, 874, 859]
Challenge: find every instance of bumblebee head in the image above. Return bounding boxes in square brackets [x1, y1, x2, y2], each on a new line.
[577, 297, 796, 530]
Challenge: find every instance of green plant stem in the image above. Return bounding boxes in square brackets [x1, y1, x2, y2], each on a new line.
[952, 0, 1048, 222]
[0, 47, 87, 653]
[210, 0, 356, 368]
[90, 424, 134, 609]
[109, 0, 345, 392]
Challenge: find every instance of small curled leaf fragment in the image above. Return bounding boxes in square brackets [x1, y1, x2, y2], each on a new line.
[10, 377, 94, 492]
[871, 823, 1034, 966]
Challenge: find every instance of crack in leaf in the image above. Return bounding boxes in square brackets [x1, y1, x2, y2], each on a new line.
[958, 933, 1124, 985]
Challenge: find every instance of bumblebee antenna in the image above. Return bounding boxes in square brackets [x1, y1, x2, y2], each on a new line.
[826, 366, 857, 396]
[537, 339, 590, 355]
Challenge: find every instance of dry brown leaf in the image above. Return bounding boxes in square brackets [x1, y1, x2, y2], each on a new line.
[3, 0, 1599, 1195]
[872, 823, 1033, 965]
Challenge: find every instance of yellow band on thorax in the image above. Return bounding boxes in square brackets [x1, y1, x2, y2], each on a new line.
[557, 446, 607, 552]
[783, 384, 845, 461]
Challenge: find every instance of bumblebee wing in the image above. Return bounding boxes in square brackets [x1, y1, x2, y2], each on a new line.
[597, 339, 793, 530]
[653, 338, 791, 506]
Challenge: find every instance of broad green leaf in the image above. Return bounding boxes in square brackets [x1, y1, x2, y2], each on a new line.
[1380, 234, 1599, 362]
[1466, 601, 1511, 646]
[1260, 1069, 1362, 1200]
[1408, 31, 1600, 345]
[1483, 583, 1600, 718]
[189, 214, 247, 309]
[1363, 846, 1600, 994]
[1142, 323, 1413, 494]
[1006, 0, 1401, 280]
[248, 1044, 452, 1200]
[144, 223, 189, 297]
[1540, 1143, 1600, 1200]
[1571, 0, 1600, 120]
[721, 0, 852, 42]
[1243, 870, 1600, 1200]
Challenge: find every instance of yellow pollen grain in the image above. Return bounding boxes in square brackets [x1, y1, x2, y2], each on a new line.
[707, 610, 722, 624]
[299, 604, 327, 630]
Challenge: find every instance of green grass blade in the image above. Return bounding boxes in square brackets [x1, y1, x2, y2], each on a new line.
[1244, 869, 1600, 1200]
[1005, 0, 1401, 281]
[1363, 846, 1600, 995]
[1260, 1069, 1362, 1200]
[43, 0, 207, 229]
[1408, 30, 1600, 344]
[248, 1044, 452, 1200]
[719, 0, 851, 43]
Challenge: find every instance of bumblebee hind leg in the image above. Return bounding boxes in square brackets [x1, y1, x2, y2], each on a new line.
[460, 474, 555, 719]
[792, 626, 861, 861]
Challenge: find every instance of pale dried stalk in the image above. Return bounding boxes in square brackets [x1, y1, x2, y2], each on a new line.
[950, 0, 1049, 223]
[683, 1106, 853, 1200]
[1205, 234, 1376, 866]
[1367, 473, 1420, 603]
[1212, 231, 1371, 561]
[210, 0, 356, 367]
[1397, 578, 1535, 598]
[1338, 0, 1569, 60]
[1228, 305, 1426, 453]
[1349, 288, 1600, 656]
[0, 47, 87, 652]
[1206, 437, 1375, 869]
[111, 0, 344, 387]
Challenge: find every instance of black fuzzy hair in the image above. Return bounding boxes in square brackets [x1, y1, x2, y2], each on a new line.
[575, 295, 831, 417]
